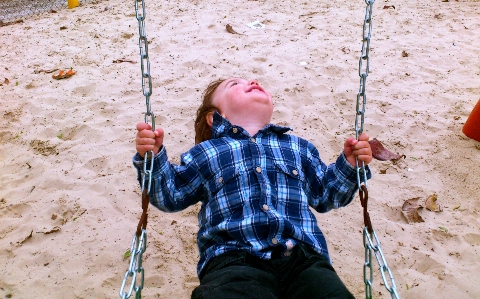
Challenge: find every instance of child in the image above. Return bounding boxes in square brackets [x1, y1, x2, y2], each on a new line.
[134, 78, 373, 299]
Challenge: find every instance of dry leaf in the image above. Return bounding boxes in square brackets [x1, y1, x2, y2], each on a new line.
[19, 230, 33, 244]
[4, 78, 10, 84]
[383, 5, 396, 9]
[402, 198, 424, 223]
[226, 24, 242, 35]
[52, 68, 76, 80]
[425, 194, 442, 212]
[40, 226, 61, 234]
[0, 19, 23, 27]
[113, 59, 135, 64]
[402, 50, 409, 57]
[34, 68, 59, 74]
[369, 138, 405, 161]
[299, 11, 319, 18]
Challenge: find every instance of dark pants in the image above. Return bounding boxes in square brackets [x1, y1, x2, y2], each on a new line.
[191, 245, 355, 299]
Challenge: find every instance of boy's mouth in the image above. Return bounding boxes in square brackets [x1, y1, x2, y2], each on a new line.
[246, 86, 265, 93]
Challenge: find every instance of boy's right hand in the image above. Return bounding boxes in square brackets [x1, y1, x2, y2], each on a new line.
[136, 122, 164, 158]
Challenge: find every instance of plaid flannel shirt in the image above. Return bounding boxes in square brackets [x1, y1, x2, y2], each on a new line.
[133, 112, 371, 276]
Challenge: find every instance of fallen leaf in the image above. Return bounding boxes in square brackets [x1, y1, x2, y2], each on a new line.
[19, 230, 33, 244]
[123, 249, 131, 260]
[0, 19, 23, 27]
[402, 198, 424, 223]
[65, 68, 76, 76]
[40, 226, 61, 234]
[402, 50, 409, 57]
[383, 5, 396, 9]
[51, 214, 58, 220]
[299, 11, 319, 18]
[439, 226, 448, 233]
[226, 24, 242, 35]
[52, 68, 76, 80]
[369, 138, 405, 161]
[425, 194, 442, 212]
[52, 70, 66, 79]
[4, 78, 9, 84]
[34, 68, 59, 74]
[60, 26, 67, 30]
[113, 59, 135, 64]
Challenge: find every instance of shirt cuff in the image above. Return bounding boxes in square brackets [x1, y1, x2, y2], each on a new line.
[336, 153, 372, 185]
[132, 146, 168, 175]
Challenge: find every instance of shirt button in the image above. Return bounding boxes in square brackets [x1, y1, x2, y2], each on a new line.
[218, 177, 223, 183]
[272, 238, 278, 245]
[232, 128, 238, 133]
[250, 138, 256, 143]
[262, 204, 269, 211]
[292, 169, 298, 176]
[255, 167, 262, 173]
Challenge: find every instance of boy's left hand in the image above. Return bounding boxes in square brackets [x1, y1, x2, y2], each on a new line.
[344, 133, 373, 167]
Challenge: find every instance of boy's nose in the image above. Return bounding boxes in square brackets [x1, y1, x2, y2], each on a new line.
[248, 80, 259, 86]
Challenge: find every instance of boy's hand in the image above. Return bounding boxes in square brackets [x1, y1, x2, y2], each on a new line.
[344, 133, 372, 167]
[136, 122, 164, 158]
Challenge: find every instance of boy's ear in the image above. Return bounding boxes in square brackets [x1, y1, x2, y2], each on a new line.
[206, 111, 214, 127]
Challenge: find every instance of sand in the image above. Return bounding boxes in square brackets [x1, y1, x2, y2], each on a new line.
[1, 0, 479, 298]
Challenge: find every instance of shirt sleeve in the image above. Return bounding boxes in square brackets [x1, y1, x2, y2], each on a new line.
[132, 147, 204, 212]
[303, 142, 372, 213]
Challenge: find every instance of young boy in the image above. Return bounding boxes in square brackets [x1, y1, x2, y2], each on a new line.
[134, 78, 373, 299]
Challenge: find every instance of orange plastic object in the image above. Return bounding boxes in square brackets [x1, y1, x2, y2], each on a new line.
[462, 99, 480, 142]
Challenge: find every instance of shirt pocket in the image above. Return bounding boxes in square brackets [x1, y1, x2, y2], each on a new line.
[274, 161, 305, 182]
[206, 165, 240, 196]
[274, 161, 307, 208]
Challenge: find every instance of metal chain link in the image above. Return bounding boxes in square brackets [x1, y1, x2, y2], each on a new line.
[355, 1, 400, 298]
[119, 0, 155, 297]
[120, 230, 147, 299]
[363, 228, 400, 299]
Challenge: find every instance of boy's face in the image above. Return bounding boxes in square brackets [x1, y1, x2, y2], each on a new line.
[211, 78, 273, 122]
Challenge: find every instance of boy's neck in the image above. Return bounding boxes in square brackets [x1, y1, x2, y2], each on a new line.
[226, 115, 270, 137]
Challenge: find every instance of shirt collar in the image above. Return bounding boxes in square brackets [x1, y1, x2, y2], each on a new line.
[211, 111, 292, 139]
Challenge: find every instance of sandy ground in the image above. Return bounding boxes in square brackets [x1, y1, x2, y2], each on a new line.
[1, 0, 479, 298]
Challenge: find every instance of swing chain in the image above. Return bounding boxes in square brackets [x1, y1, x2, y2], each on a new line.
[363, 228, 400, 299]
[119, 0, 154, 297]
[355, 0, 400, 298]
[135, 0, 155, 194]
[120, 230, 147, 299]
[355, 0, 374, 189]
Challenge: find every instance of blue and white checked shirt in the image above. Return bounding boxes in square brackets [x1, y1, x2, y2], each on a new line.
[133, 112, 371, 276]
